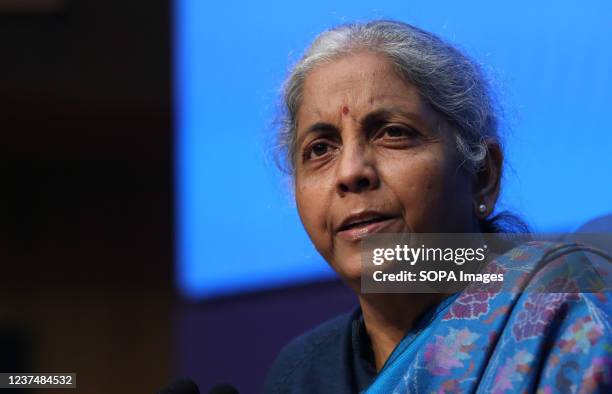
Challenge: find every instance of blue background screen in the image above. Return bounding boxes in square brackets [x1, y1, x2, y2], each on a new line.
[176, 1, 612, 299]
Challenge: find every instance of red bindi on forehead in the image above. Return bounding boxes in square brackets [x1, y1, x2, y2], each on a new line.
[341, 105, 349, 115]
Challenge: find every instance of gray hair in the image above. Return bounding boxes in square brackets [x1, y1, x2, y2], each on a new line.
[277, 19, 500, 175]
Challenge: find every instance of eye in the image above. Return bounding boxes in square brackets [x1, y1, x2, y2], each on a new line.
[312, 142, 329, 156]
[303, 141, 335, 161]
[379, 125, 416, 139]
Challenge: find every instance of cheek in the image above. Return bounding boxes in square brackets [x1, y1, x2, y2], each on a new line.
[382, 154, 464, 230]
[386, 157, 443, 199]
[406, 166, 445, 216]
[295, 182, 329, 246]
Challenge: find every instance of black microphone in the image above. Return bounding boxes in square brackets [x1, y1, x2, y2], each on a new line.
[208, 383, 239, 394]
[157, 378, 200, 394]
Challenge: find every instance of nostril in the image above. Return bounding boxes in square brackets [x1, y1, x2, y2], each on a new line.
[357, 178, 370, 189]
[338, 177, 370, 195]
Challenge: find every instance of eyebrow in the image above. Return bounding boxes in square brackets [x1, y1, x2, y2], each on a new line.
[295, 122, 340, 150]
[362, 107, 429, 132]
[295, 106, 431, 148]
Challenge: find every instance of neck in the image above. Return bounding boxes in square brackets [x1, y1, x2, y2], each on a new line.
[358, 293, 445, 372]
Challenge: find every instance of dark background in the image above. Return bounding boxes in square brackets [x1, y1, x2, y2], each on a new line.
[0, 1, 357, 393]
[1, 1, 173, 392]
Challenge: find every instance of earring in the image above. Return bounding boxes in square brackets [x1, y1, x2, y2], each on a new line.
[478, 204, 487, 214]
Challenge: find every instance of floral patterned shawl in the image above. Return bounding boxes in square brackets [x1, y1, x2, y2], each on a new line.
[364, 241, 612, 393]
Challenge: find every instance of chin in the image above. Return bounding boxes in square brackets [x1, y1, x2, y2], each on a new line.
[332, 255, 363, 286]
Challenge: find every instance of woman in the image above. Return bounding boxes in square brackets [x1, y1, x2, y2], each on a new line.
[264, 20, 611, 393]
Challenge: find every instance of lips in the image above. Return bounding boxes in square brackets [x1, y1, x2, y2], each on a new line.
[336, 211, 397, 241]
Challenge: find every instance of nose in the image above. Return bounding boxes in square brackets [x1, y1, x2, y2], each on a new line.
[335, 141, 380, 196]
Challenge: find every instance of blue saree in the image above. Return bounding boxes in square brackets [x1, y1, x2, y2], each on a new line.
[364, 241, 612, 393]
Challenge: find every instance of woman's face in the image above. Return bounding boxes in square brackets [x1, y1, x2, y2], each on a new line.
[294, 51, 479, 286]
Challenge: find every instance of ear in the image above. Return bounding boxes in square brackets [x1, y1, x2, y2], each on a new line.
[473, 140, 502, 218]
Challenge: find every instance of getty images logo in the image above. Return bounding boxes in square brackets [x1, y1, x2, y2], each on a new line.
[371, 244, 488, 266]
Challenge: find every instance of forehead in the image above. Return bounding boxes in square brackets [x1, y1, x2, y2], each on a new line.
[297, 51, 430, 129]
